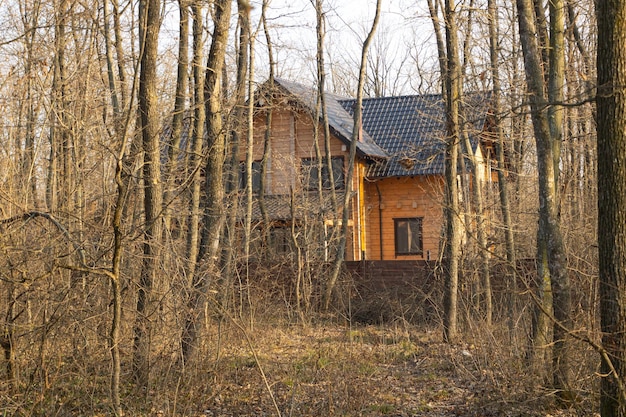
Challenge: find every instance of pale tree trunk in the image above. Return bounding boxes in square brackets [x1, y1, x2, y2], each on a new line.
[242, 10, 259, 324]
[259, 0, 273, 248]
[164, 0, 189, 232]
[133, 0, 163, 387]
[324, 0, 381, 311]
[112, 0, 128, 109]
[426, 0, 447, 100]
[314, 0, 339, 267]
[312, 0, 327, 255]
[103, 0, 122, 117]
[47, 0, 69, 213]
[19, 0, 41, 208]
[222, 0, 250, 314]
[180, 0, 206, 362]
[184, 0, 232, 362]
[441, 0, 462, 344]
[517, 0, 572, 399]
[315, 0, 337, 211]
[597, 0, 626, 414]
[488, 0, 516, 339]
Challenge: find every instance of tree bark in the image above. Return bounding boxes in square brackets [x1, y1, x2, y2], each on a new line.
[259, 0, 274, 249]
[597, 0, 626, 413]
[164, 0, 189, 232]
[184, 0, 232, 362]
[133, 0, 163, 387]
[222, 0, 250, 315]
[488, 0, 516, 339]
[441, 0, 462, 344]
[180, 0, 206, 361]
[517, 0, 572, 398]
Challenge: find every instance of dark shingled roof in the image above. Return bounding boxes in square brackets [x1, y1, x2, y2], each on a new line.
[268, 79, 491, 179]
[273, 78, 388, 159]
[340, 94, 446, 177]
[339, 93, 491, 178]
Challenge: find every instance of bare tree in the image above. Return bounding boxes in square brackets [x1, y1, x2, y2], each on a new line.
[488, 0, 516, 338]
[441, 0, 463, 343]
[180, 0, 206, 361]
[597, 0, 626, 413]
[324, 0, 381, 311]
[517, 0, 572, 398]
[133, 0, 163, 386]
[185, 0, 232, 362]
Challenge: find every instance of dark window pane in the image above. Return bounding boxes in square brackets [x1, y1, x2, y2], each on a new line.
[301, 157, 344, 191]
[251, 161, 262, 193]
[239, 160, 262, 193]
[394, 218, 423, 255]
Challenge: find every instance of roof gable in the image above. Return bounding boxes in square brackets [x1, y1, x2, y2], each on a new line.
[262, 79, 491, 178]
[268, 78, 388, 159]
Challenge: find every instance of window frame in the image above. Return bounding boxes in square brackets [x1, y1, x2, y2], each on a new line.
[300, 156, 345, 191]
[394, 217, 424, 256]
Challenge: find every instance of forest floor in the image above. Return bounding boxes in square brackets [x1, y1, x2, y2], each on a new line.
[157, 322, 597, 417]
[1, 320, 598, 416]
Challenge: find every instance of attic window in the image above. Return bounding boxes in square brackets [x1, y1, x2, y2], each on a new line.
[399, 157, 416, 170]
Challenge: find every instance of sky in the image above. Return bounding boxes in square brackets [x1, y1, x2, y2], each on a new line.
[250, 0, 437, 94]
[158, 0, 439, 96]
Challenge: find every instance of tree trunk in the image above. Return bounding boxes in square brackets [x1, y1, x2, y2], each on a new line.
[324, 0, 381, 311]
[597, 0, 626, 413]
[222, 0, 250, 315]
[164, 0, 189, 232]
[517, 0, 572, 398]
[133, 0, 163, 387]
[184, 0, 232, 362]
[259, 0, 274, 249]
[441, 0, 462, 343]
[180, 0, 206, 362]
[488, 0, 516, 340]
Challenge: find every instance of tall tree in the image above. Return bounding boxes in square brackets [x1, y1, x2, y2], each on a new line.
[184, 0, 232, 362]
[488, 0, 516, 337]
[516, 0, 572, 398]
[441, 0, 462, 343]
[259, 0, 274, 248]
[133, 0, 163, 386]
[222, 0, 251, 314]
[163, 0, 189, 232]
[323, 0, 381, 310]
[180, 0, 206, 361]
[597, 0, 626, 414]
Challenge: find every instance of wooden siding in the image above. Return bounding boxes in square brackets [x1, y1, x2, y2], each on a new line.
[244, 101, 449, 263]
[245, 103, 362, 261]
[363, 176, 444, 261]
[247, 106, 348, 196]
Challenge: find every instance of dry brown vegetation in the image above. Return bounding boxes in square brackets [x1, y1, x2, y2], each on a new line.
[0, 305, 599, 416]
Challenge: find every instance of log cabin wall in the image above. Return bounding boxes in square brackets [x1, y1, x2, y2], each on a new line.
[363, 175, 444, 261]
[246, 103, 363, 261]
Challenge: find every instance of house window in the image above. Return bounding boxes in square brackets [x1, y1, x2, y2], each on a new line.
[301, 157, 344, 190]
[239, 160, 262, 193]
[270, 226, 293, 254]
[394, 217, 423, 256]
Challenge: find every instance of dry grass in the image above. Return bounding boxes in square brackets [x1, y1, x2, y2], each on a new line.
[1, 316, 599, 416]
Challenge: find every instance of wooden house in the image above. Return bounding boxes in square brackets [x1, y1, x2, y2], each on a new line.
[242, 78, 494, 264]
